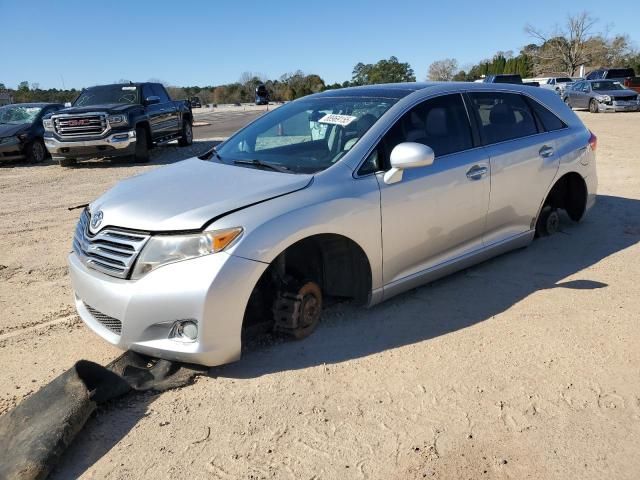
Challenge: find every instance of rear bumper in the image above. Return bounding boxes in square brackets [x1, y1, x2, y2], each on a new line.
[44, 130, 136, 159]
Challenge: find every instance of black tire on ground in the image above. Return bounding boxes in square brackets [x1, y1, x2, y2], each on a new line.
[58, 157, 77, 167]
[26, 138, 47, 163]
[536, 205, 560, 237]
[178, 120, 193, 147]
[589, 99, 599, 113]
[133, 126, 150, 162]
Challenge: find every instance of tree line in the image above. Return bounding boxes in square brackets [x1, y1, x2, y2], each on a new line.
[2, 12, 639, 105]
[428, 12, 640, 81]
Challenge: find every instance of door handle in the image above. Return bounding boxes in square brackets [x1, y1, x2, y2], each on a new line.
[539, 145, 554, 158]
[466, 165, 488, 180]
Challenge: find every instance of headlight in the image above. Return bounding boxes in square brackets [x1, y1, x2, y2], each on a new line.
[131, 227, 243, 279]
[596, 95, 611, 103]
[43, 118, 54, 131]
[107, 115, 129, 127]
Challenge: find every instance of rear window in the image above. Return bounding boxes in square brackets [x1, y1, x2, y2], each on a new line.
[526, 98, 566, 132]
[468, 92, 538, 144]
[556, 77, 572, 83]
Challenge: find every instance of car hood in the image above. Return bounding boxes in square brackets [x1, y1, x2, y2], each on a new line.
[89, 158, 313, 232]
[594, 89, 638, 97]
[53, 104, 139, 115]
[0, 123, 29, 137]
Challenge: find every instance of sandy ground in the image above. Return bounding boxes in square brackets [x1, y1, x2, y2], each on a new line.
[1, 112, 639, 479]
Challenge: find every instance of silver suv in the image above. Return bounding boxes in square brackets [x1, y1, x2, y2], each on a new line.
[69, 83, 597, 366]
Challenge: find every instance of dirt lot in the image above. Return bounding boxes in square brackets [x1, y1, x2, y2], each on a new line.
[1, 112, 639, 479]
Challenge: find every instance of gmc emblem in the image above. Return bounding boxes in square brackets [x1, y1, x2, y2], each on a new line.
[68, 119, 90, 126]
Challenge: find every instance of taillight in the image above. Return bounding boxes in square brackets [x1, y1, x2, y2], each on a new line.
[588, 131, 597, 151]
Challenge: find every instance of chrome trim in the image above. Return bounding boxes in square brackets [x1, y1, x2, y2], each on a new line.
[45, 129, 136, 153]
[51, 111, 110, 138]
[73, 209, 150, 279]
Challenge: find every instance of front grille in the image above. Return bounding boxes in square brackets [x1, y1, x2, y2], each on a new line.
[614, 95, 637, 102]
[73, 209, 150, 279]
[53, 113, 108, 137]
[84, 303, 122, 335]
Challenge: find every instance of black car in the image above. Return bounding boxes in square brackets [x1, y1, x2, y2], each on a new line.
[0, 103, 63, 162]
[586, 68, 635, 81]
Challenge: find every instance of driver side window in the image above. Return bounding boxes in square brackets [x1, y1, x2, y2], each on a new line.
[358, 94, 473, 175]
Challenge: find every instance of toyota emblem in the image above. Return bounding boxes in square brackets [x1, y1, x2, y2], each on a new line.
[91, 210, 104, 229]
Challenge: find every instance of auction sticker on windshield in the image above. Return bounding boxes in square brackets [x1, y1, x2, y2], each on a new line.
[319, 114, 357, 126]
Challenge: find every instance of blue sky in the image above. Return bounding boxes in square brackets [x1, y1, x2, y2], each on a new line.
[2, 0, 638, 89]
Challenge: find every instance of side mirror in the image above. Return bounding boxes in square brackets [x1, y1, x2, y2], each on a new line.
[383, 142, 435, 185]
[145, 95, 161, 105]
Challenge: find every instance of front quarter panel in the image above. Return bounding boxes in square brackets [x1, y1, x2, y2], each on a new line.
[213, 164, 384, 295]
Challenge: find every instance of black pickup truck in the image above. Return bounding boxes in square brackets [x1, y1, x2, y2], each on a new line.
[43, 82, 193, 166]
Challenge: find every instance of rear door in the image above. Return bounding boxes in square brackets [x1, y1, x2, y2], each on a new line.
[466, 91, 560, 244]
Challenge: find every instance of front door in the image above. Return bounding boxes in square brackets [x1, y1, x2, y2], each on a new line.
[375, 93, 490, 291]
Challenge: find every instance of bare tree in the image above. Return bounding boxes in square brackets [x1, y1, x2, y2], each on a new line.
[525, 12, 599, 75]
[427, 58, 459, 81]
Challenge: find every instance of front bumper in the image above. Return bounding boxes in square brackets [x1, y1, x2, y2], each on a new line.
[68, 250, 268, 366]
[0, 138, 26, 161]
[597, 101, 640, 112]
[44, 130, 137, 159]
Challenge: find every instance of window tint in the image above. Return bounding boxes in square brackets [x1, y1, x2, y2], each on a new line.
[152, 84, 170, 102]
[526, 99, 566, 132]
[468, 92, 538, 145]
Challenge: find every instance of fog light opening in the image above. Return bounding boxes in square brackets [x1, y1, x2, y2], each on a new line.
[169, 320, 198, 342]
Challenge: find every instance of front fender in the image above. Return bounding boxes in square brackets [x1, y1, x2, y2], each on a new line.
[213, 170, 384, 292]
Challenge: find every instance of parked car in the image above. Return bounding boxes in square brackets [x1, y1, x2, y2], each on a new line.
[540, 76, 576, 95]
[483, 74, 523, 84]
[68, 82, 597, 366]
[255, 84, 269, 105]
[483, 74, 538, 87]
[622, 76, 640, 94]
[585, 67, 635, 81]
[43, 82, 193, 167]
[563, 80, 640, 113]
[0, 103, 63, 162]
[190, 96, 202, 108]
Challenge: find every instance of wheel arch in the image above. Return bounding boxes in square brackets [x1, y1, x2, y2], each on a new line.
[538, 171, 588, 222]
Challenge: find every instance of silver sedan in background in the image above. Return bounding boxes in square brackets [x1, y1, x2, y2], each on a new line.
[69, 82, 597, 366]
[563, 80, 640, 112]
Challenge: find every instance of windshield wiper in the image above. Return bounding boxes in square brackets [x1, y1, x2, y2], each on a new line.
[233, 159, 290, 173]
[198, 146, 222, 161]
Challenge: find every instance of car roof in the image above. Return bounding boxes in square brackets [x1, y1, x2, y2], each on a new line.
[311, 82, 443, 99]
[309, 81, 550, 100]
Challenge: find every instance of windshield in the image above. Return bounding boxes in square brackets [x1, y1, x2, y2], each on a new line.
[74, 85, 140, 107]
[592, 81, 625, 91]
[0, 105, 42, 125]
[214, 96, 398, 174]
